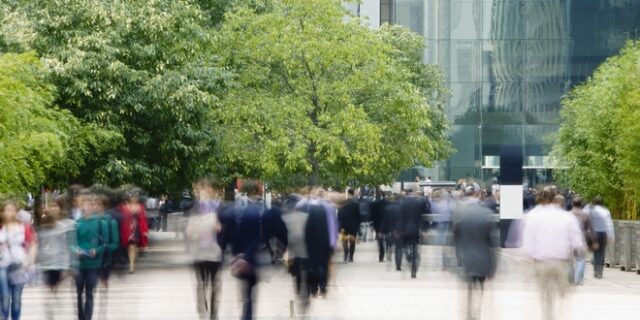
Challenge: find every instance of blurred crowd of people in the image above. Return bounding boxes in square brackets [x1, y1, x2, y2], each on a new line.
[0, 176, 617, 320]
[1, 185, 150, 320]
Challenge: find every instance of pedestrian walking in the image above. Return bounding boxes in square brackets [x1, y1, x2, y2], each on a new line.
[73, 192, 108, 320]
[93, 192, 119, 320]
[338, 190, 360, 263]
[117, 189, 148, 274]
[453, 188, 498, 320]
[570, 197, 595, 285]
[370, 194, 389, 262]
[522, 188, 584, 320]
[397, 193, 427, 278]
[281, 194, 310, 313]
[228, 181, 262, 320]
[37, 196, 75, 320]
[0, 200, 38, 320]
[586, 196, 614, 279]
[186, 178, 223, 320]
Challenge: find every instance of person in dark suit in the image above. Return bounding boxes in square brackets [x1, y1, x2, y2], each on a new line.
[370, 194, 390, 262]
[453, 187, 498, 320]
[338, 190, 361, 262]
[398, 193, 428, 278]
[229, 181, 262, 320]
[299, 197, 333, 297]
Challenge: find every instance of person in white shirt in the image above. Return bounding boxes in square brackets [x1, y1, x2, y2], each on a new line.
[587, 196, 614, 279]
[522, 188, 585, 320]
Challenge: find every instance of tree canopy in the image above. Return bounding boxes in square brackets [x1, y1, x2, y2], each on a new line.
[214, 0, 450, 189]
[553, 41, 640, 220]
[0, 52, 114, 196]
[6, 0, 232, 194]
[1, 0, 450, 196]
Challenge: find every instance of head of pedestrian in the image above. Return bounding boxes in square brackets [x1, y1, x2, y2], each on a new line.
[536, 187, 555, 205]
[553, 194, 565, 208]
[93, 193, 110, 215]
[1, 199, 20, 225]
[194, 177, 218, 201]
[125, 187, 143, 212]
[593, 195, 604, 206]
[464, 185, 478, 198]
[79, 190, 96, 218]
[42, 195, 65, 225]
[572, 197, 583, 209]
[240, 180, 261, 200]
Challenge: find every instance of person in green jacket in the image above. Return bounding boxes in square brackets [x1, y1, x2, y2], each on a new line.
[72, 192, 108, 320]
[93, 193, 120, 320]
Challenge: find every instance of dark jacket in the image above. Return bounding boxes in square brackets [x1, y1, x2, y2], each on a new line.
[398, 197, 427, 239]
[453, 200, 498, 278]
[338, 200, 361, 234]
[305, 203, 332, 268]
[370, 199, 389, 233]
[382, 201, 401, 234]
[231, 202, 262, 266]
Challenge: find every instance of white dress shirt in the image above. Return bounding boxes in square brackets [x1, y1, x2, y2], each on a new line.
[522, 204, 585, 261]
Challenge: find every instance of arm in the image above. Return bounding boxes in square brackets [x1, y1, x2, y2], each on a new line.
[109, 219, 119, 252]
[24, 225, 38, 266]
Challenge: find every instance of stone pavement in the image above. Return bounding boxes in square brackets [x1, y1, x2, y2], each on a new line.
[21, 231, 640, 320]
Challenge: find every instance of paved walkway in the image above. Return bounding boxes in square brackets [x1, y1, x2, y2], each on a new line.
[22, 232, 640, 319]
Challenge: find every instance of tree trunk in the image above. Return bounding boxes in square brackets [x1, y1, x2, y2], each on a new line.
[308, 142, 319, 187]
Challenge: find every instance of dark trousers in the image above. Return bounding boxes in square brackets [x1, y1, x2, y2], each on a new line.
[75, 269, 100, 320]
[395, 236, 420, 277]
[307, 263, 328, 296]
[291, 258, 310, 310]
[240, 275, 257, 320]
[377, 233, 391, 262]
[342, 233, 356, 262]
[194, 261, 221, 320]
[592, 232, 607, 278]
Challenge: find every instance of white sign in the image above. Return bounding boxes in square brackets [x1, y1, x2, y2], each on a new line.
[499, 185, 524, 219]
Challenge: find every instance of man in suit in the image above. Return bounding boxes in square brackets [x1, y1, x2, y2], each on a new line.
[453, 186, 498, 320]
[398, 192, 428, 278]
[338, 189, 361, 262]
[370, 194, 390, 262]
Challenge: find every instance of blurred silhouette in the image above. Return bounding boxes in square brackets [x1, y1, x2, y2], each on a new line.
[338, 190, 360, 263]
[453, 188, 498, 320]
[37, 195, 74, 320]
[186, 177, 223, 320]
[522, 188, 584, 320]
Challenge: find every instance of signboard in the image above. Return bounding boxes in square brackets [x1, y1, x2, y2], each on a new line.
[499, 185, 524, 219]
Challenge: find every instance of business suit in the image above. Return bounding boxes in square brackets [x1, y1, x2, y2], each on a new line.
[453, 198, 498, 320]
[398, 197, 427, 278]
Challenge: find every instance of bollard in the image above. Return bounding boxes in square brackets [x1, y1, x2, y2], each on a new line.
[620, 222, 633, 271]
[635, 222, 640, 275]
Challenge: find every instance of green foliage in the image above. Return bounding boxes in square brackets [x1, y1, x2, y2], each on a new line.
[214, 0, 451, 188]
[8, 0, 232, 194]
[553, 41, 640, 220]
[0, 52, 110, 195]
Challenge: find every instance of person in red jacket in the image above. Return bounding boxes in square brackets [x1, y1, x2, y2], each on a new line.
[117, 189, 148, 274]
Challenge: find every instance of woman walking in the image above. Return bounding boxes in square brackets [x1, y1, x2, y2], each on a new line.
[37, 196, 75, 320]
[117, 189, 148, 274]
[0, 200, 38, 320]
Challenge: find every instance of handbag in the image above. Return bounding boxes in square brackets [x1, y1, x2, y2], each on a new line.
[231, 254, 255, 278]
[8, 263, 36, 285]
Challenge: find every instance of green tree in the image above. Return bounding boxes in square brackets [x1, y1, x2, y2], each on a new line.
[6, 0, 232, 194]
[553, 41, 640, 220]
[214, 0, 450, 188]
[0, 52, 114, 196]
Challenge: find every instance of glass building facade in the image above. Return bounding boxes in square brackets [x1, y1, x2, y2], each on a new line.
[378, 0, 640, 185]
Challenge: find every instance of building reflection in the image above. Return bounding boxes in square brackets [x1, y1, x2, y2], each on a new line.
[382, 0, 640, 185]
